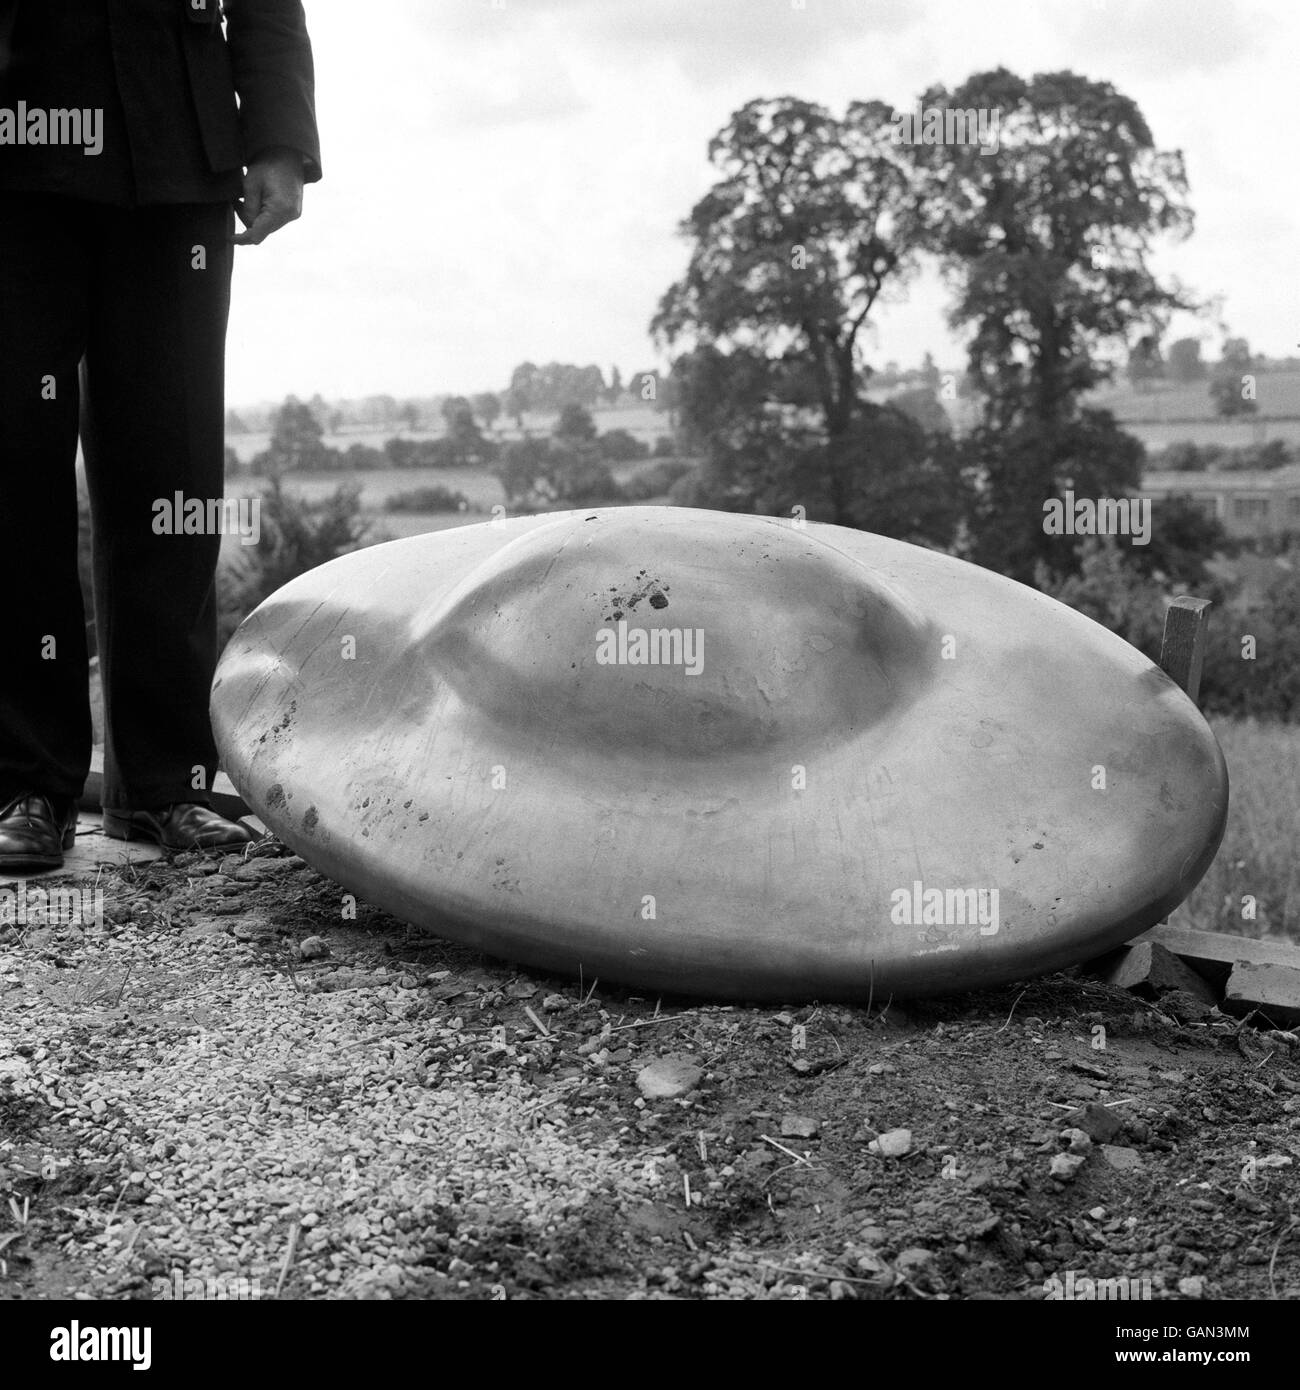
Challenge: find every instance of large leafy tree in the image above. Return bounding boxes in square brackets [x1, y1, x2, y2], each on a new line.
[653, 96, 921, 439]
[903, 69, 1199, 577]
[910, 69, 1197, 436]
[649, 96, 971, 544]
[669, 344, 778, 454]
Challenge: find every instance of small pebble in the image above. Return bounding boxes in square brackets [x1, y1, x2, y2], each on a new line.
[1049, 1153, 1087, 1181]
[636, 1056, 703, 1100]
[1101, 1145, 1142, 1172]
[869, 1128, 912, 1158]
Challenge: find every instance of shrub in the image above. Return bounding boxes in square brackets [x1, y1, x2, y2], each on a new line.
[342, 442, 387, 470]
[554, 403, 597, 443]
[597, 428, 650, 462]
[666, 466, 719, 509]
[547, 446, 622, 503]
[384, 485, 471, 513]
[1159, 442, 1207, 472]
[1034, 538, 1167, 661]
[494, 437, 554, 508]
[1159, 440, 1292, 474]
[620, 458, 694, 501]
[383, 436, 421, 467]
[1219, 439, 1291, 472]
[1036, 539, 1300, 722]
[1197, 557, 1300, 720]
[218, 479, 373, 647]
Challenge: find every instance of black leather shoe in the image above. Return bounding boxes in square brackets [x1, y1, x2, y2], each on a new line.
[0, 793, 79, 872]
[103, 802, 257, 851]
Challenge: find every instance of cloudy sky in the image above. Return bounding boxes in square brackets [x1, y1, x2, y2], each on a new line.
[225, 0, 1296, 408]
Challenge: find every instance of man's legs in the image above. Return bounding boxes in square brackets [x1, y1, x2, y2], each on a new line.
[80, 201, 234, 812]
[0, 193, 95, 808]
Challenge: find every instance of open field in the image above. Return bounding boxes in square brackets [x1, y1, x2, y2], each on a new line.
[1085, 371, 1300, 423]
[1180, 718, 1300, 939]
[270, 466, 505, 512]
[1082, 372, 1300, 455]
[225, 403, 675, 469]
[225, 379, 1300, 489]
[218, 455, 679, 552]
[1117, 420, 1300, 455]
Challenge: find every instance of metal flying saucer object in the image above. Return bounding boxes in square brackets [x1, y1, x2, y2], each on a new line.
[211, 506, 1228, 1001]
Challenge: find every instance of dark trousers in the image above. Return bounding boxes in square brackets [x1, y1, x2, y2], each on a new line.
[0, 193, 234, 811]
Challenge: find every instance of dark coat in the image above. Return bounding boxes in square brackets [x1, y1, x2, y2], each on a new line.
[0, 0, 321, 204]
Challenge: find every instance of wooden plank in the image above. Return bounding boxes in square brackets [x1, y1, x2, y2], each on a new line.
[1159, 596, 1212, 702]
[1133, 923, 1300, 989]
[78, 748, 249, 820]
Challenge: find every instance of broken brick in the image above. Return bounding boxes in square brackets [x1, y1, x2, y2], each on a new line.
[1094, 940, 1218, 1003]
[1134, 925, 1300, 989]
[1221, 962, 1300, 1028]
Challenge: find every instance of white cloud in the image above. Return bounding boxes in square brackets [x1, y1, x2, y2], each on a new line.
[1059, 0, 1261, 77]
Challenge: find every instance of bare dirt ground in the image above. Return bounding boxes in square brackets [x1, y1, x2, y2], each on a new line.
[2, 842, 1298, 1302]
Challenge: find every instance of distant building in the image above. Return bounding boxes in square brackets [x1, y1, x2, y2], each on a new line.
[1135, 463, 1300, 540]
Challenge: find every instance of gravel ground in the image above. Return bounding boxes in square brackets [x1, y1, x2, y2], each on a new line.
[2, 842, 1298, 1301]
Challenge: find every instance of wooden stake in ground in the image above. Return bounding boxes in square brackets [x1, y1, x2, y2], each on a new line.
[1159, 596, 1212, 703]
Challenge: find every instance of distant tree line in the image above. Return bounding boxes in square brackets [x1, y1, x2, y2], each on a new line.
[500, 361, 680, 426]
[238, 394, 681, 480]
[1156, 439, 1293, 473]
[492, 405, 690, 509]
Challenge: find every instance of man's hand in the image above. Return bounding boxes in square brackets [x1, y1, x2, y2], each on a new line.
[233, 147, 305, 246]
